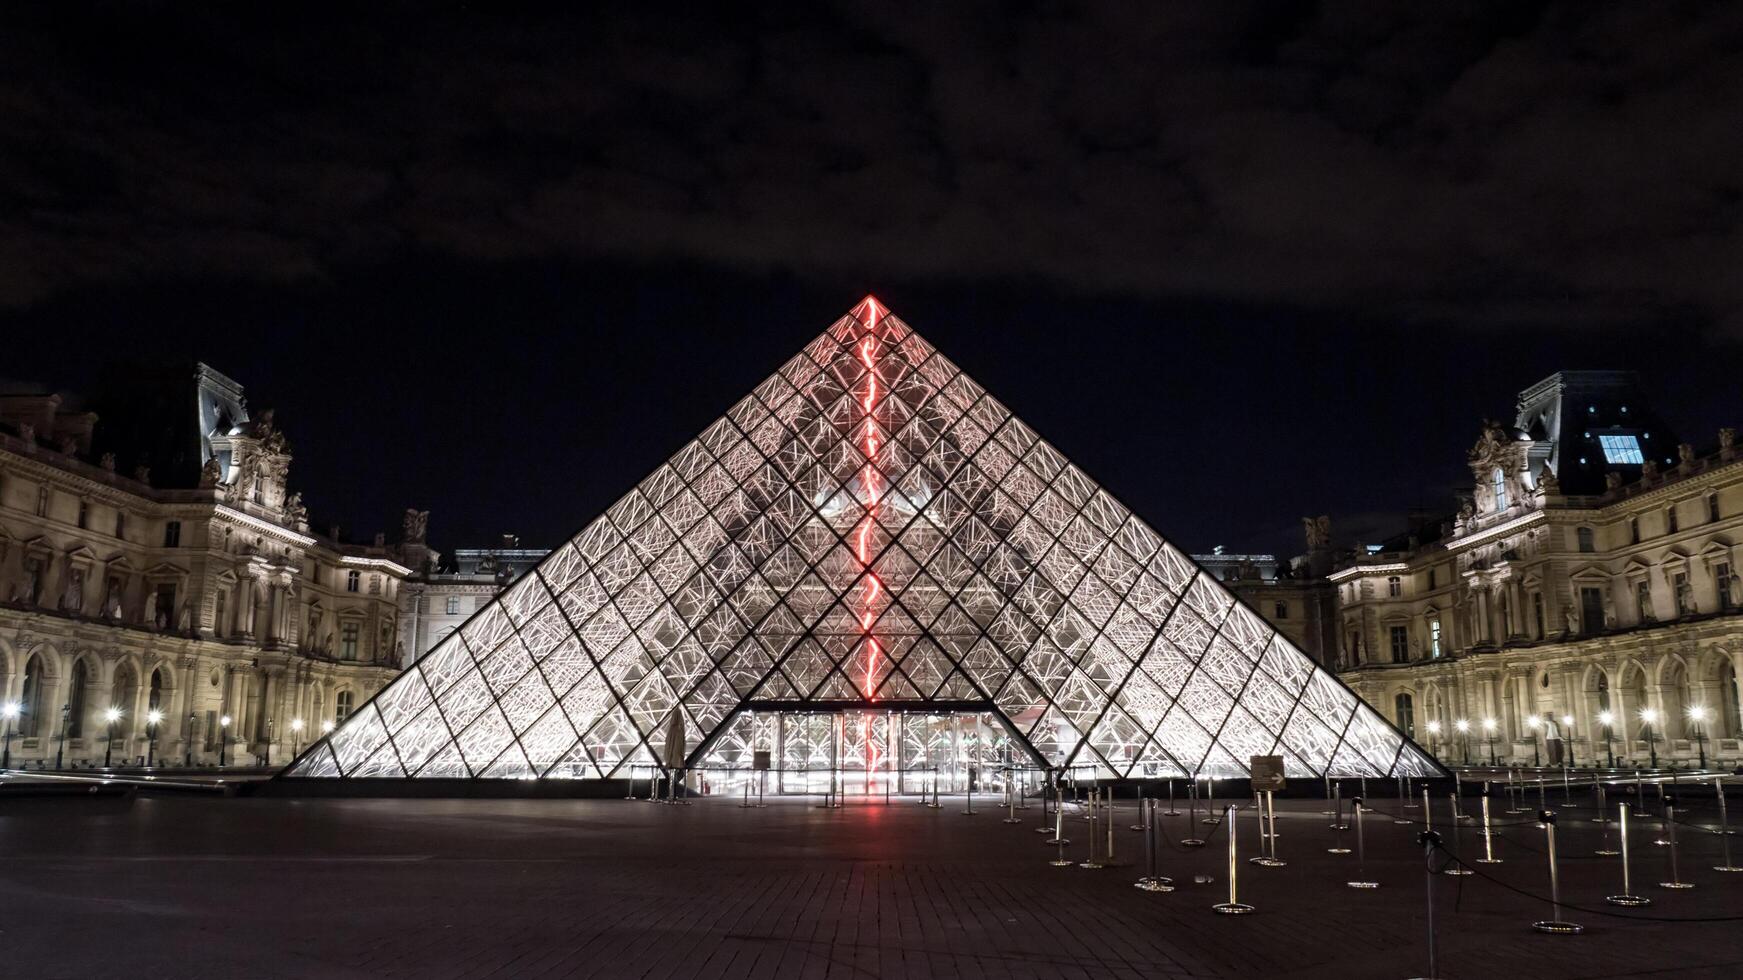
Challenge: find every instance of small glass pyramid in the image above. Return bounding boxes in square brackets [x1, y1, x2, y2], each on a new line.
[287, 298, 1443, 781]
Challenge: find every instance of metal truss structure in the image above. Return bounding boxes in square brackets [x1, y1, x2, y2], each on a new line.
[286, 298, 1443, 781]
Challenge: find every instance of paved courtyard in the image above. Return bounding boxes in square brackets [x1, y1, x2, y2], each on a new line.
[2, 784, 1742, 979]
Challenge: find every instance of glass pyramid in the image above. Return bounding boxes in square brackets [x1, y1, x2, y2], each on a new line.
[286, 298, 1442, 781]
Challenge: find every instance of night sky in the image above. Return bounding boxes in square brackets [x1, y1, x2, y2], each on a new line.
[5, 3, 1741, 560]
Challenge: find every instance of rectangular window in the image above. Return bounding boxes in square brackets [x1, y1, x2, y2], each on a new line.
[1429, 619, 1442, 658]
[1674, 572, 1690, 616]
[1387, 576, 1401, 598]
[1389, 625, 1409, 663]
[346, 570, 360, 593]
[1428, 567, 1437, 590]
[114, 511, 126, 539]
[163, 521, 181, 548]
[1576, 527, 1595, 553]
[77, 500, 89, 529]
[1667, 506, 1679, 534]
[1629, 517, 1640, 544]
[1580, 587, 1604, 634]
[1719, 562, 1735, 609]
[1636, 580, 1653, 622]
[1272, 600, 1288, 619]
[1710, 493, 1722, 523]
[368, 574, 382, 595]
[445, 596, 462, 615]
[340, 622, 360, 660]
[1599, 434, 1646, 464]
[1532, 592, 1545, 639]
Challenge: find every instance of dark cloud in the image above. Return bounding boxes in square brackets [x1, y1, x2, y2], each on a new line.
[4, 1, 1743, 332]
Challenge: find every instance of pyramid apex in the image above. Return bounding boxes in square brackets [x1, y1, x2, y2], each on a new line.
[854, 294, 885, 325]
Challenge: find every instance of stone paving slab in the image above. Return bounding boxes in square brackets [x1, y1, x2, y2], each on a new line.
[1, 788, 1742, 978]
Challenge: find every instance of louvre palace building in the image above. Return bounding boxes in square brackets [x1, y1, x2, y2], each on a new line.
[1336, 371, 1743, 768]
[0, 364, 411, 768]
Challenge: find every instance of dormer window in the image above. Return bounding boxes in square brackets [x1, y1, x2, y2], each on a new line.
[1600, 434, 1645, 465]
[1492, 468, 1508, 511]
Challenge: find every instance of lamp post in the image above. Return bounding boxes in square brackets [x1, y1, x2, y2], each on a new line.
[1526, 715, 1542, 767]
[103, 707, 121, 767]
[1561, 714, 1576, 768]
[1482, 718, 1499, 766]
[1, 702, 18, 769]
[55, 703, 69, 770]
[186, 712, 195, 767]
[1687, 706, 1708, 770]
[264, 717, 274, 767]
[290, 718, 305, 758]
[219, 714, 232, 768]
[1455, 719, 1471, 764]
[322, 719, 335, 736]
[146, 709, 162, 768]
[1639, 708, 1659, 769]
[1598, 710, 1616, 768]
[1426, 720, 1442, 759]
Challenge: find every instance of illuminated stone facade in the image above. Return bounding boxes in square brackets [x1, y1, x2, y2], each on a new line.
[0, 365, 405, 767]
[1337, 372, 1743, 767]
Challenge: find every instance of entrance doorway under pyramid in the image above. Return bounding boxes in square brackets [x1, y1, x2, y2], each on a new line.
[286, 298, 1442, 785]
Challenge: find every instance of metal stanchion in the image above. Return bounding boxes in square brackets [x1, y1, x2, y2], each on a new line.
[1045, 788, 1071, 847]
[1348, 798, 1377, 888]
[1164, 777, 1180, 816]
[739, 775, 755, 808]
[1182, 777, 1205, 847]
[1660, 797, 1694, 890]
[1102, 788, 1129, 868]
[1036, 773, 1056, 835]
[1003, 774, 1023, 824]
[1415, 831, 1442, 980]
[1131, 785, 1148, 832]
[1403, 774, 1418, 809]
[1080, 788, 1104, 869]
[1591, 775, 1606, 822]
[1017, 770, 1030, 810]
[1422, 787, 1433, 833]
[1322, 774, 1335, 815]
[1202, 776, 1219, 825]
[757, 769, 767, 807]
[1329, 783, 1348, 832]
[624, 763, 640, 800]
[962, 766, 977, 816]
[1531, 811, 1582, 934]
[1563, 768, 1573, 806]
[1507, 769, 1525, 815]
[1606, 803, 1651, 906]
[927, 767, 941, 809]
[1714, 778, 1742, 872]
[1135, 798, 1174, 892]
[1211, 805, 1254, 915]
[1251, 790, 1284, 867]
[1444, 792, 1472, 875]
[1595, 782, 1618, 855]
[1476, 793, 1501, 864]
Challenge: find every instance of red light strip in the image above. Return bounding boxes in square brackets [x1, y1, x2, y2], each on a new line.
[857, 298, 883, 700]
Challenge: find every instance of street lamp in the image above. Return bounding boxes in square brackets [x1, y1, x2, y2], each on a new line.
[1598, 710, 1616, 768]
[186, 712, 195, 767]
[1426, 720, 1442, 759]
[1, 702, 18, 769]
[1561, 714, 1576, 768]
[291, 718, 305, 758]
[264, 717, 274, 767]
[103, 706, 121, 767]
[146, 709, 163, 768]
[1455, 718, 1471, 764]
[1688, 705, 1708, 769]
[219, 715, 232, 768]
[1482, 717, 1499, 766]
[1639, 707, 1659, 769]
[321, 719, 335, 735]
[1526, 715, 1542, 767]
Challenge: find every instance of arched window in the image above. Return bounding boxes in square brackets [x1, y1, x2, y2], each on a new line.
[148, 669, 164, 712]
[66, 660, 89, 738]
[1394, 693, 1416, 737]
[109, 666, 138, 739]
[1492, 468, 1508, 511]
[1387, 576, 1401, 598]
[19, 654, 44, 737]
[335, 690, 354, 723]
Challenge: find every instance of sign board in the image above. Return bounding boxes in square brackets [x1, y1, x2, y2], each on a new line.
[752, 750, 772, 772]
[1249, 755, 1286, 791]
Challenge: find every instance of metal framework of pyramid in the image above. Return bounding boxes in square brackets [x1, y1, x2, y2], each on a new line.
[286, 298, 1442, 781]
